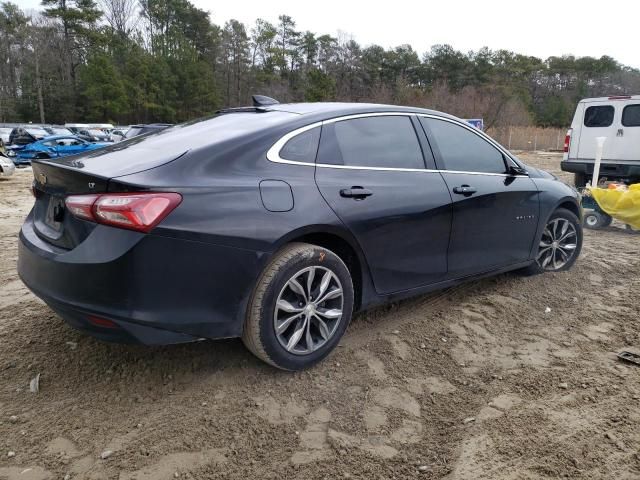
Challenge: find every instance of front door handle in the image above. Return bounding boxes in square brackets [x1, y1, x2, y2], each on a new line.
[617, 128, 624, 137]
[340, 187, 373, 199]
[452, 185, 477, 196]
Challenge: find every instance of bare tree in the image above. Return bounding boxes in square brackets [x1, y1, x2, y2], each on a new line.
[98, 0, 139, 37]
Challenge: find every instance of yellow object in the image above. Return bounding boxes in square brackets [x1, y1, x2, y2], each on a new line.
[589, 184, 640, 229]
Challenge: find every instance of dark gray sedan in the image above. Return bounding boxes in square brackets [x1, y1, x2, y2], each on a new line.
[18, 99, 582, 370]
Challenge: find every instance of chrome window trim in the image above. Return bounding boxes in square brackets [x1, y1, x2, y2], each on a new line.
[266, 111, 525, 177]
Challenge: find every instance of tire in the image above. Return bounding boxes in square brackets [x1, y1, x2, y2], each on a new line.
[522, 208, 583, 275]
[34, 153, 49, 160]
[625, 224, 640, 235]
[242, 242, 354, 371]
[583, 210, 611, 230]
[574, 172, 587, 188]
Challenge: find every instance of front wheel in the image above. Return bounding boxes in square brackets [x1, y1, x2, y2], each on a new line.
[524, 208, 583, 275]
[242, 243, 354, 370]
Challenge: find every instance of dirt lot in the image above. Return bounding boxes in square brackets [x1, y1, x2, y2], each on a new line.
[0, 152, 639, 480]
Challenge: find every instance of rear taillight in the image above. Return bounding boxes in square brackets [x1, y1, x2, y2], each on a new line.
[65, 194, 99, 221]
[563, 129, 572, 153]
[65, 192, 182, 233]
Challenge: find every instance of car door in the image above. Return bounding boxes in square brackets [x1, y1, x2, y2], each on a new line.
[419, 116, 539, 278]
[314, 114, 453, 294]
[40, 140, 58, 157]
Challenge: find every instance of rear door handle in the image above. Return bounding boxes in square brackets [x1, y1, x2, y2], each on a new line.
[340, 187, 373, 199]
[452, 185, 477, 196]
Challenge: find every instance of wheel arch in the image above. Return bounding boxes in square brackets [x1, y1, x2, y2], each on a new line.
[271, 225, 374, 312]
[555, 198, 581, 220]
[529, 195, 582, 261]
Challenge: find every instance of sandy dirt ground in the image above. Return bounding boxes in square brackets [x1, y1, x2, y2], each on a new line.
[0, 153, 639, 480]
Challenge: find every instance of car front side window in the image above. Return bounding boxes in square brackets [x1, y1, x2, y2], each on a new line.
[421, 118, 507, 174]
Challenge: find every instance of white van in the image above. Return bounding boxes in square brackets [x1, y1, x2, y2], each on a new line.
[562, 95, 640, 186]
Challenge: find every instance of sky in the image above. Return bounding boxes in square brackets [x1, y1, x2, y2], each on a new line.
[16, 0, 640, 68]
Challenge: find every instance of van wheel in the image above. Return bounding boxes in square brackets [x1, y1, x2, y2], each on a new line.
[242, 243, 354, 371]
[574, 173, 587, 188]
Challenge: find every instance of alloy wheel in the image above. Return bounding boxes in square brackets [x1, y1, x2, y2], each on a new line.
[536, 218, 578, 271]
[274, 266, 344, 355]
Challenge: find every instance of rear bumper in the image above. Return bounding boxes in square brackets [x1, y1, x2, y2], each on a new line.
[561, 160, 640, 179]
[18, 212, 265, 344]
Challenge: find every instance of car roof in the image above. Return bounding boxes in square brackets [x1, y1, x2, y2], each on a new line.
[14, 125, 49, 130]
[262, 102, 460, 121]
[578, 95, 640, 103]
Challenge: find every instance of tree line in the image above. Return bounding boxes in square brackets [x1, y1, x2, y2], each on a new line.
[1, 0, 639, 128]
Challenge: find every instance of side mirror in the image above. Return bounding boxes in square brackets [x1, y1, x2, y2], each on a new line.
[508, 165, 528, 176]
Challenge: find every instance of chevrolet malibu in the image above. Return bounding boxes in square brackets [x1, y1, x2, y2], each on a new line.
[18, 99, 583, 370]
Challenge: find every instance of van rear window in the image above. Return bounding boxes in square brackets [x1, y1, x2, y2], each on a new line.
[622, 105, 640, 127]
[584, 106, 614, 127]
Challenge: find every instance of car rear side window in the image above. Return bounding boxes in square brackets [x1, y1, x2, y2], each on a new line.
[584, 105, 614, 127]
[421, 118, 507, 174]
[317, 116, 424, 169]
[279, 127, 320, 162]
[622, 104, 640, 127]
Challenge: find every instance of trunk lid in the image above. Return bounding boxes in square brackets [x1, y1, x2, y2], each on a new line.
[30, 135, 189, 249]
[31, 161, 111, 250]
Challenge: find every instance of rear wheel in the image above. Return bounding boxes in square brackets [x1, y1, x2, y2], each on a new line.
[574, 172, 588, 188]
[584, 210, 612, 229]
[523, 208, 582, 275]
[242, 243, 354, 371]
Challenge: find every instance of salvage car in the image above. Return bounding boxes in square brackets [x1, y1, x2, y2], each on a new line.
[9, 125, 50, 146]
[77, 128, 112, 143]
[0, 151, 15, 177]
[18, 99, 583, 370]
[10, 135, 110, 164]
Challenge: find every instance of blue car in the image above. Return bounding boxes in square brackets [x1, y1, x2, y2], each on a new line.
[8, 135, 109, 165]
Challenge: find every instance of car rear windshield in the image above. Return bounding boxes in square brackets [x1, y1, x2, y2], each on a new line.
[584, 105, 614, 127]
[622, 104, 640, 127]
